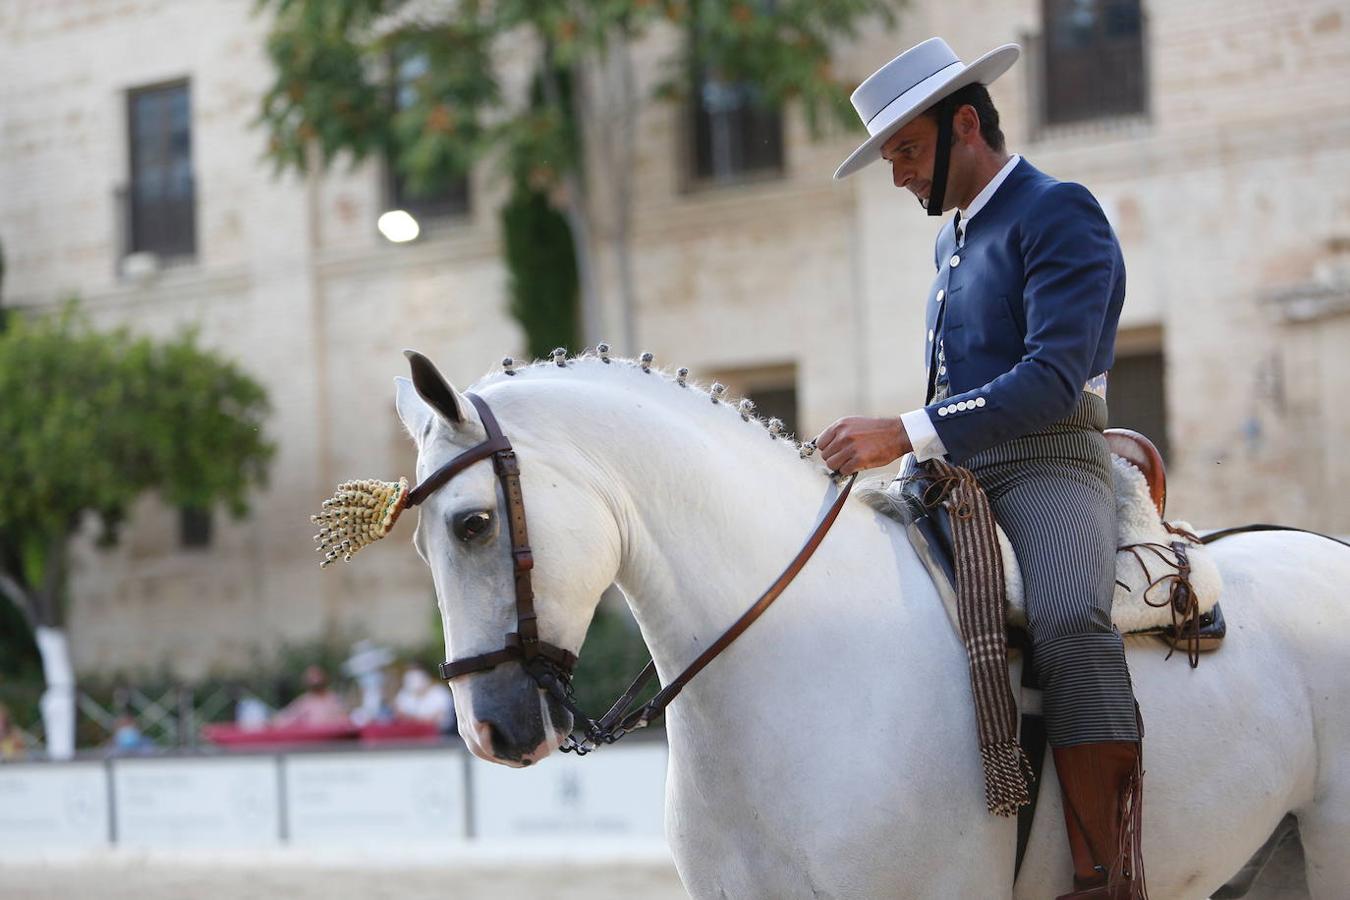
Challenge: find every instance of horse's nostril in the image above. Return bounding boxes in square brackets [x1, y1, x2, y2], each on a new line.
[487, 721, 510, 754]
[475, 718, 514, 756]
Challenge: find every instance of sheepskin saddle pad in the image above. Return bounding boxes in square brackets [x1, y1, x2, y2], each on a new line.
[866, 456, 1223, 640]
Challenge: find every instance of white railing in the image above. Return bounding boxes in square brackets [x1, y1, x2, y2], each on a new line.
[0, 737, 669, 860]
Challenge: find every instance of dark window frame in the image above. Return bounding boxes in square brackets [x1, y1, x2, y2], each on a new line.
[682, 6, 786, 190]
[125, 79, 197, 261]
[179, 506, 212, 550]
[685, 76, 786, 188]
[1031, 0, 1150, 134]
[1107, 345, 1168, 462]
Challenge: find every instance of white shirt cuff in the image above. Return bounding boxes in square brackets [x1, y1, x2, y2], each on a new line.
[901, 408, 948, 462]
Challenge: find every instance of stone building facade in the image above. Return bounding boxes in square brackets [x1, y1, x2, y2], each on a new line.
[1, 0, 1347, 677]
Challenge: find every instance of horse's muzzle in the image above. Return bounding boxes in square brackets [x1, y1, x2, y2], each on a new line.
[465, 662, 572, 765]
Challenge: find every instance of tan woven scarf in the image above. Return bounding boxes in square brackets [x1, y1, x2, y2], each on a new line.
[923, 458, 1034, 816]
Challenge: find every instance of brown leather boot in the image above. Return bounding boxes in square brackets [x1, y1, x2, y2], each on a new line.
[1052, 741, 1147, 899]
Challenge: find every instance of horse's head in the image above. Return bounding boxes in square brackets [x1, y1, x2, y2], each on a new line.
[395, 351, 621, 766]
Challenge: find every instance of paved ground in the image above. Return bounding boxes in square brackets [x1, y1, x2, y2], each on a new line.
[0, 861, 689, 900]
[0, 837, 1309, 899]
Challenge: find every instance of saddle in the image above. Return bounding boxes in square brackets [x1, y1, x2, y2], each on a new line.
[892, 429, 1226, 661]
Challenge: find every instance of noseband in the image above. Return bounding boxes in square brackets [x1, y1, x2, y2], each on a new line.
[412, 391, 855, 754]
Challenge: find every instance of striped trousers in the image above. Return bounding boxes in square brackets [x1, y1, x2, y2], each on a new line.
[960, 393, 1140, 747]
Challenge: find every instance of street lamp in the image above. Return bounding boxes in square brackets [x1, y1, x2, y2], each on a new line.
[377, 209, 420, 243]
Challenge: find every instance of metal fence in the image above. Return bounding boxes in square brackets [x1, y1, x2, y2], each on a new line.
[2, 683, 272, 761]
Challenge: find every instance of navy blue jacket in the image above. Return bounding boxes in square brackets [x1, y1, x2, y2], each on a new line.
[923, 159, 1125, 462]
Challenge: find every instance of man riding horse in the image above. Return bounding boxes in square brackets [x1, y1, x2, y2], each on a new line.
[817, 38, 1146, 899]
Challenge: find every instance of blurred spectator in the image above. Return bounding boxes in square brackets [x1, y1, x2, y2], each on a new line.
[0, 703, 25, 761]
[235, 695, 270, 731]
[394, 666, 456, 733]
[110, 713, 152, 754]
[273, 665, 350, 728]
[343, 639, 394, 726]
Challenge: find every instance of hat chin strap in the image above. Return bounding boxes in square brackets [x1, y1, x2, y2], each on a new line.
[926, 95, 957, 217]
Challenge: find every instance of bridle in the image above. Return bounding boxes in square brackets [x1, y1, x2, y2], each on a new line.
[410, 391, 855, 754]
[412, 393, 578, 683]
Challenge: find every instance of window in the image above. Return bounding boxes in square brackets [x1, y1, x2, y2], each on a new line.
[127, 81, 195, 259]
[179, 506, 212, 549]
[690, 77, 785, 185]
[386, 50, 470, 222]
[687, 2, 784, 186]
[1108, 349, 1168, 462]
[1039, 0, 1147, 127]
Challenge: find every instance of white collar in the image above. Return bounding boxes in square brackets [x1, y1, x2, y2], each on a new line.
[958, 153, 1020, 236]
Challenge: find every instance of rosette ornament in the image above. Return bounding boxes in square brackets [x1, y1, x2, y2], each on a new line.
[311, 477, 411, 568]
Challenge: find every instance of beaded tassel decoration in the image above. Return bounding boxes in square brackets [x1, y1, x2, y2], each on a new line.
[311, 477, 411, 568]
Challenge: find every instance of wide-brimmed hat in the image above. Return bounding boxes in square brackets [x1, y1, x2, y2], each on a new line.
[834, 38, 1020, 180]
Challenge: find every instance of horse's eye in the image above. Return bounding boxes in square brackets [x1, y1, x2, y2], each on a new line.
[454, 511, 492, 542]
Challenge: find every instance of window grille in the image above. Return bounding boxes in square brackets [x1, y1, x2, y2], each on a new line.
[1108, 350, 1168, 462]
[1040, 0, 1148, 127]
[127, 81, 196, 259]
[690, 77, 785, 185]
[686, 1, 785, 186]
[180, 506, 212, 549]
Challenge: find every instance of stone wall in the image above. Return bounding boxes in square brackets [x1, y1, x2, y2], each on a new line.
[1, 0, 1346, 676]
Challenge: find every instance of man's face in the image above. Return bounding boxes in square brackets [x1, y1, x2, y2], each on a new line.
[880, 106, 980, 213]
[881, 115, 941, 209]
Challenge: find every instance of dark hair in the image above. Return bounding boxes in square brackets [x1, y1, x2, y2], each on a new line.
[923, 82, 1005, 153]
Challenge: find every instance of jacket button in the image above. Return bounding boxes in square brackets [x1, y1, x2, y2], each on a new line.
[937, 407, 949, 417]
[975, 397, 986, 408]
[928, 329, 934, 341]
[937, 289, 946, 303]
[950, 255, 961, 268]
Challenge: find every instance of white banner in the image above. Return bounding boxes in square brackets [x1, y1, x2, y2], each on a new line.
[112, 756, 279, 848]
[0, 763, 108, 854]
[470, 742, 667, 838]
[284, 749, 467, 846]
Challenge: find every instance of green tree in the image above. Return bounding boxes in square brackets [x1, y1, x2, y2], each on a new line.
[0, 236, 8, 332]
[255, 0, 899, 351]
[0, 306, 274, 756]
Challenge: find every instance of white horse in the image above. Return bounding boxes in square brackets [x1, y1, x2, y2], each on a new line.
[393, 352, 1350, 899]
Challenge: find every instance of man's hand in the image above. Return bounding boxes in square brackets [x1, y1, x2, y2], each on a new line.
[814, 416, 913, 476]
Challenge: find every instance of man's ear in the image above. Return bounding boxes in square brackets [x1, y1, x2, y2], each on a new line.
[954, 103, 981, 145]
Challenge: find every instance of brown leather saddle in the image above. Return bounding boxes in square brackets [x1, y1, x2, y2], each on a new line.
[1104, 428, 1167, 516]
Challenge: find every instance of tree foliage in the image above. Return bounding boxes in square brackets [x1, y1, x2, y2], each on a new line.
[257, 0, 894, 188]
[502, 187, 579, 359]
[0, 307, 274, 628]
[255, 0, 899, 348]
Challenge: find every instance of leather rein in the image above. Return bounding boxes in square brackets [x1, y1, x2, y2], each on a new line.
[409, 392, 856, 754]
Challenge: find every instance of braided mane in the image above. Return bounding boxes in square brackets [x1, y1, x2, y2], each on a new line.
[470, 347, 838, 480]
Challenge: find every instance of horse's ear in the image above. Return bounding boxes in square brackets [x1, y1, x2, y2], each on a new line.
[395, 376, 434, 442]
[403, 349, 465, 425]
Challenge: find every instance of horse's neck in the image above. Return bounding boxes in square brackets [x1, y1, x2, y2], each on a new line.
[497, 368, 927, 689]
[612, 440, 867, 682]
[488, 367, 978, 847]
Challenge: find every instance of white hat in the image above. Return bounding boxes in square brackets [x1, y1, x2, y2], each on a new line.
[834, 38, 1020, 180]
